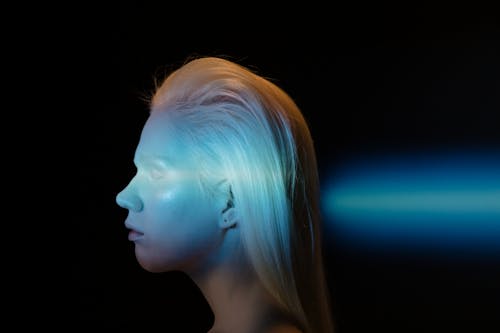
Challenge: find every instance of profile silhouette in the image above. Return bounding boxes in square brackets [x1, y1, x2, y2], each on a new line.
[116, 56, 334, 333]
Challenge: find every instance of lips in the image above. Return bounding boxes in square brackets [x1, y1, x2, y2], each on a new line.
[128, 229, 144, 241]
[125, 221, 144, 241]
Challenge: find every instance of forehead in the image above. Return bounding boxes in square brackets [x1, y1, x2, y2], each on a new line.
[134, 112, 189, 165]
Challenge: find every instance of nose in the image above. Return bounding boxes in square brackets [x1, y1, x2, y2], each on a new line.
[116, 184, 143, 212]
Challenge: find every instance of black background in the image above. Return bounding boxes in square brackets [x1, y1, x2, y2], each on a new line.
[77, 3, 500, 332]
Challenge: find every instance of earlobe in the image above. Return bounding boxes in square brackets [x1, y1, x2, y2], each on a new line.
[219, 205, 237, 229]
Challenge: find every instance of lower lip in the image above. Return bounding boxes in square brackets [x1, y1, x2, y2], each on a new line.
[128, 230, 144, 241]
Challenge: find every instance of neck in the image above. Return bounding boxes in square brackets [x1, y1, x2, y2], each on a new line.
[187, 230, 286, 333]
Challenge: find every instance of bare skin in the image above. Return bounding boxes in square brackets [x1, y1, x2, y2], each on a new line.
[117, 113, 305, 333]
[267, 325, 304, 333]
[189, 227, 303, 333]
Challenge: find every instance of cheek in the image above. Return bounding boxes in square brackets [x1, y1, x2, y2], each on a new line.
[148, 184, 203, 222]
[137, 213, 220, 273]
[137, 185, 220, 270]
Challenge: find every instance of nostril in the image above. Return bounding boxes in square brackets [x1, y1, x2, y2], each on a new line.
[131, 200, 143, 212]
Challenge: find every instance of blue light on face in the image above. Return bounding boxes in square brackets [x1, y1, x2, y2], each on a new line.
[322, 150, 500, 256]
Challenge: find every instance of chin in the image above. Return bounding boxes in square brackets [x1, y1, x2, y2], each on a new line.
[135, 252, 180, 273]
[134, 251, 160, 272]
[137, 258, 168, 273]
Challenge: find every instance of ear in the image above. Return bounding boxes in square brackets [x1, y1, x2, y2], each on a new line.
[219, 205, 237, 229]
[218, 188, 237, 229]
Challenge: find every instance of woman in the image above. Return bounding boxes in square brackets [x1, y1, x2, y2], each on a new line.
[116, 56, 334, 333]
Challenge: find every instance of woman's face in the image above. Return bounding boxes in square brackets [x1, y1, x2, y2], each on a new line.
[116, 112, 223, 273]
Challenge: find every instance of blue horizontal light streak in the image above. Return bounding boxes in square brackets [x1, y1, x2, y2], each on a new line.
[322, 150, 500, 254]
[328, 190, 500, 216]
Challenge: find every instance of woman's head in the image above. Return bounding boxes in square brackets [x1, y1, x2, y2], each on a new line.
[117, 56, 333, 333]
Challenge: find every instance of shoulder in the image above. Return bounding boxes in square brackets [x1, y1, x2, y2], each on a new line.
[265, 324, 304, 333]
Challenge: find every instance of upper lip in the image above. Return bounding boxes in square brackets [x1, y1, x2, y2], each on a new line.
[125, 220, 144, 234]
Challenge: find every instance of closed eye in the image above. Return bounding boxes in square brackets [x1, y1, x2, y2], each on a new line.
[150, 168, 165, 180]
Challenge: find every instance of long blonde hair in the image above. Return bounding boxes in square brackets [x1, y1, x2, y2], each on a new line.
[150, 56, 334, 333]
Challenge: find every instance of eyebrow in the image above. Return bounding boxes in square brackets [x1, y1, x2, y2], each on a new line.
[134, 153, 174, 166]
